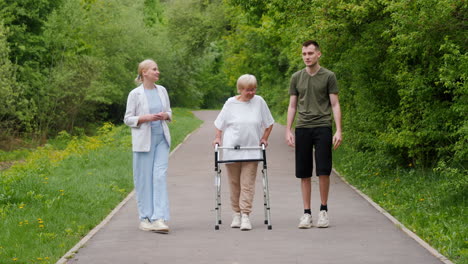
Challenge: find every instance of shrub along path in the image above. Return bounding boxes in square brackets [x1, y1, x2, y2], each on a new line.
[63, 110, 448, 264]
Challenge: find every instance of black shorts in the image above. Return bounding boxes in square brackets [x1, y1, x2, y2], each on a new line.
[295, 127, 332, 178]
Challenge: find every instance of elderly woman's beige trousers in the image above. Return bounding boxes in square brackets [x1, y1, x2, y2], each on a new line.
[225, 162, 259, 215]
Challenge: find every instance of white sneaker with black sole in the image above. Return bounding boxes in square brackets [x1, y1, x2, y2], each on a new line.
[151, 219, 170, 233]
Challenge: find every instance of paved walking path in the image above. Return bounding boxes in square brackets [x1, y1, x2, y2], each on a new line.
[65, 110, 447, 264]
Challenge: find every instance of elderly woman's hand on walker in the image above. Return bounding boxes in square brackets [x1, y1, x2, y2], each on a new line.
[212, 128, 222, 147]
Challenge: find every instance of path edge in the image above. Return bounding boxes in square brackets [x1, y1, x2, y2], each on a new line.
[56, 123, 204, 264]
[333, 169, 454, 264]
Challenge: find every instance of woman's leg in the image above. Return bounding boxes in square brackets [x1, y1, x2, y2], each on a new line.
[225, 163, 241, 213]
[151, 134, 170, 221]
[133, 144, 157, 221]
[239, 162, 258, 215]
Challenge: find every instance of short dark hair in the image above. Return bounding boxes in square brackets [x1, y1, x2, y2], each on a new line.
[302, 40, 320, 50]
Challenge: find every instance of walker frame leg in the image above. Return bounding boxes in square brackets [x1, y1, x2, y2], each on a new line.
[262, 167, 272, 230]
[215, 169, 222, 230]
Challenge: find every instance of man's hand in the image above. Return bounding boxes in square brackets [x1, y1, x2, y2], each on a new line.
[285, 129, 295, 147]
[332, 131, 342, 150]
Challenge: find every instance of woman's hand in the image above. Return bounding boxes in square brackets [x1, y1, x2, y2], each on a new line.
[213, 128, 223, 147]
[260, 138, 268, 147]
[138, 113, 167, 124]
[155, 112, 168, 120]
[212, 137, 221, 147]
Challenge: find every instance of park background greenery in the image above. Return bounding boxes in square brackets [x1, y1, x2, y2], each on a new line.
[0, 0, 466, 263]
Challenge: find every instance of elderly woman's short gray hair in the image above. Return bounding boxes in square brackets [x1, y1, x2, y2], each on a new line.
[236, 74, 257, 93]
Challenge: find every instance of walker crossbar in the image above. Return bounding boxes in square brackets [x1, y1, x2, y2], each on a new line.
[213, 144, 272, 230]
[217, 159, 264, 164]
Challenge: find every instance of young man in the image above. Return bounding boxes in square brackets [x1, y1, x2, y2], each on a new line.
[285, 40, 342, 228]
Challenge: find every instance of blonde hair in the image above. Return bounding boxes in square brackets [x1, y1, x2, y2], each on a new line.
[236, 74, 257, 93]
[135, 59, 157, 84]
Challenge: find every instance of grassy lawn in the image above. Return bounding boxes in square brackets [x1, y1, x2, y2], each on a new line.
[333, 147, 467, 264]
[0, 108, 202, 264]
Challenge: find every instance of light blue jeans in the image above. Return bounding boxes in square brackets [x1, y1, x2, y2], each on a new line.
[133, 128, 170, 221]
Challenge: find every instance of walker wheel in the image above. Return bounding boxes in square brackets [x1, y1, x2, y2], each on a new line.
[215, 225, 219, 230]
[219, 220, 222, 224]
[268, 225, 272, 230]
[264, 220, 268, 224]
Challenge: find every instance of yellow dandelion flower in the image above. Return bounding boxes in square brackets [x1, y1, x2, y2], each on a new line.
[39, 225, 45, 228]
[44, 177, 49, 180]
[12, 257, 18, 261]
[37, 257, 43, 260]
[59, 190, 64, 192]
[45, 257, 50, 260]
[18, 203, 25, 209]
[420, 198, 424, 201]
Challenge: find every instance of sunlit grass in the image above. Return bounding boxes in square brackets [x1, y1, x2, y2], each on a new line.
[0, 108, 202, 264]
[334, 147, 467, 264]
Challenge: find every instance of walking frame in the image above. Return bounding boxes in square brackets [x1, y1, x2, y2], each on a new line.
[214, 144, 272, 230]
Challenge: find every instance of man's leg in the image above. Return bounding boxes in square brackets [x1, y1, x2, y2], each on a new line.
[301, 177, 311, 210]
[315, 127, 333, 227]
[296, 128, 314, 228]
[319, 175, 329, 205]
[317, 175, 330, 228]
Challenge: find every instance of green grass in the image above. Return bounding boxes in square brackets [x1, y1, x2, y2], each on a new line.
[0, 149, 31, 163]
[333, 146, 467, 264]
[0, 108, 202, 264]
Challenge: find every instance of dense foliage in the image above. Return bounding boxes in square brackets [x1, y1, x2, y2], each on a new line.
[2, 0, 465, 169]
[1, 0, 466, 262]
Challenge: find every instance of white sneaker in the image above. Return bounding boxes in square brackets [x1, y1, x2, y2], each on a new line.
[317, 210, 329, 228]
[139, 219, 153, 231]
[230, 213, 241, 228]
[151, 219, 169, 233]
[298, 213, 313, 229]
[240, 214, 252, 231]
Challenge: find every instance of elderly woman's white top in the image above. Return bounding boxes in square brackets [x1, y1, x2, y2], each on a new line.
[214, 95, 274, 161]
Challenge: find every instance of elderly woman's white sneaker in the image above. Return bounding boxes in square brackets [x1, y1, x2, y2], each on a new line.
[231, 213, 241, 228]
[240, 214, 252, 231]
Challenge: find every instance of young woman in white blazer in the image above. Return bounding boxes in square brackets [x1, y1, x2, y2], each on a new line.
[124, 59, 172, 233]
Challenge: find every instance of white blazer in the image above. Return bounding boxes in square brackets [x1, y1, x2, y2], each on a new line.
[124, 84, 172, 152]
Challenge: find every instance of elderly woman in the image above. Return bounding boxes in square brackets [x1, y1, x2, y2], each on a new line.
[213, 74, 274, 231]
[124, 59, 172, 233]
